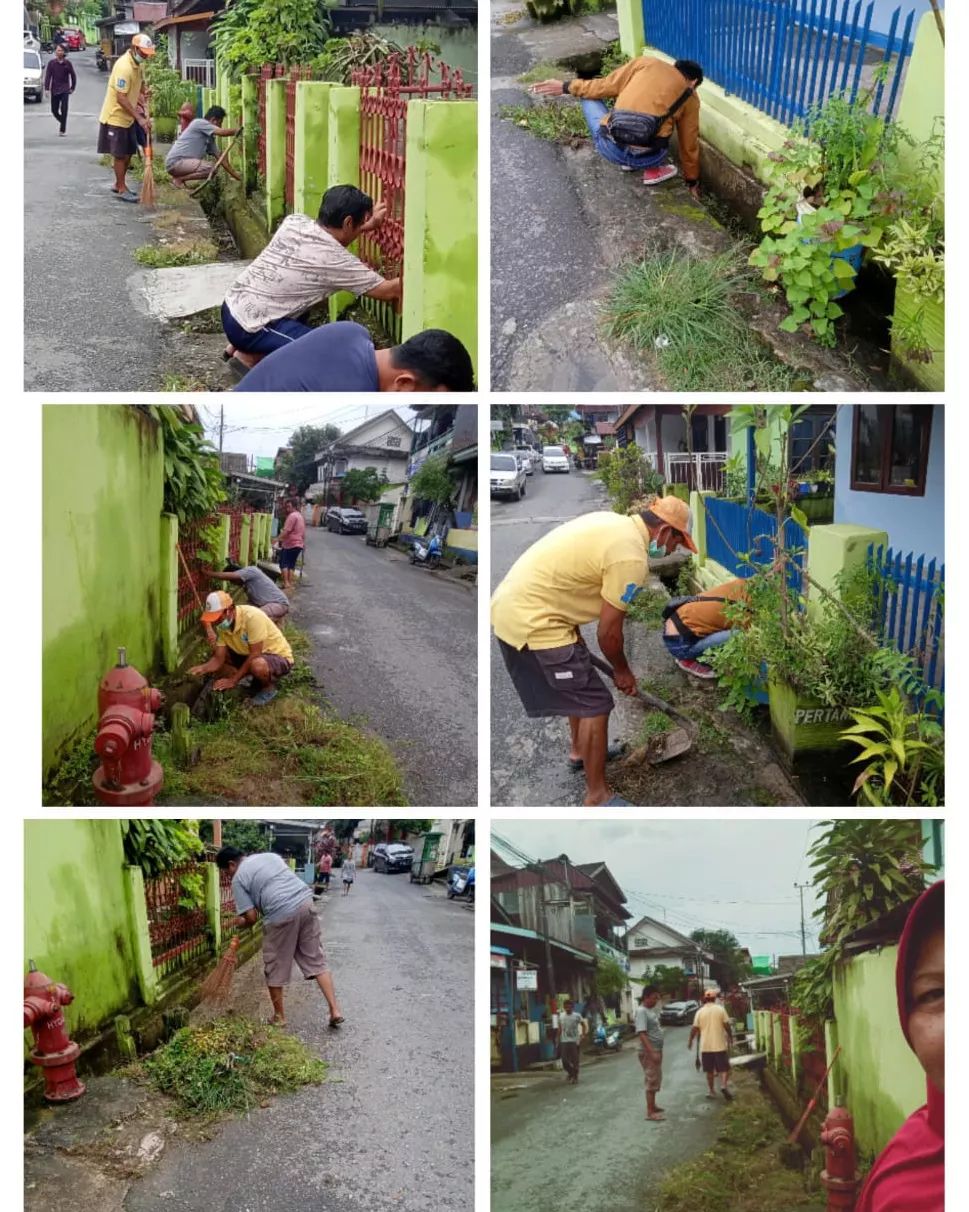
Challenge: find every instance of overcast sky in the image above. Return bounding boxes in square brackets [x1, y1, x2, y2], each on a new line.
[492, 819, 827, 962]
[196, 403, 414, 461]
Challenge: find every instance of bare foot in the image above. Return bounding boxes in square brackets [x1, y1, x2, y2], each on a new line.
[267, 1014, 287, 1028]
[645, 1112, 666, 1122]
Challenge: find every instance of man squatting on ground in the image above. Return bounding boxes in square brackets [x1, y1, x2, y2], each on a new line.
[636, 986, 666, 1122]
[689, 989, 734, 1100]
[200, 561, 291, 637]
[662, 576, 749, 680]
[491, 496, 697, 807]
[217, 847, 344, 1029]
[189, 590, 294, 706]
[97, 33, 156, 202]
[44, 43, 75, 137]
[165, 105, 241, 188]
[558, 999, 588, 1085]
[532, 56, 703, 195]
[222, 184, 402, 368]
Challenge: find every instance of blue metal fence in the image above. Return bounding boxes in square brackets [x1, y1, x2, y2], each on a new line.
[868, 544, 944, 695]
[705, 496, 806, 587]
[641, 0, 917, 125]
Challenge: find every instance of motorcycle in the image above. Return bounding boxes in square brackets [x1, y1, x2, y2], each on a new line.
[594, 1023, 623, 1053]
[409, 533, 443, 570]
[446, 865, 475, 902]
[95, 48, 108, 71]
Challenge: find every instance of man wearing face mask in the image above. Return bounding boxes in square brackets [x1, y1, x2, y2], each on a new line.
[97, 33, 155, 202]
[189, 590, 294, 706]
[491, 495, 697, 806]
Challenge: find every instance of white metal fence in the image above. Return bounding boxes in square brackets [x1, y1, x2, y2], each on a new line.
[665, 452, 728, 493]
[183, 58, 215, 88]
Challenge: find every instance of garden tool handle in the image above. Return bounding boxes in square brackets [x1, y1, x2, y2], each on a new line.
[586, 651, 696, 732]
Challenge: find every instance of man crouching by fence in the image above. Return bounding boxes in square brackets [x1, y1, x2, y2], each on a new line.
[217, 846, 345, 1030]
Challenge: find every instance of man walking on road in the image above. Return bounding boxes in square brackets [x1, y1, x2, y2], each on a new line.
[217, 846, 345, 1030]
[689, 989, 734, 1100]
[636, 986, 666, 1121]
[276, 498, 306, 592]
[559, 999, 587, 1085]
[97, 33, 155, 202]
[491, 496, 697, 806]
[341, 854, 356, 896]
[44, 44, 75, 137]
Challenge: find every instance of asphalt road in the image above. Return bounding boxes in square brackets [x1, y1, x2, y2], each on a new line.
[294, 524, 477, 807]
[125, 868, 474, 1211]
[24, 49, 174, 391]
[491, 465, 613, 807]
[492, 1028, 725, 1212]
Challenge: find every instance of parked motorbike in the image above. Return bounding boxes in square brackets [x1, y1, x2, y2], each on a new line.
[446, 865, 475, 902]
[409, 533, 443, 569]
[95, 48, 107, 71]
[594, 1023, 623, 1053]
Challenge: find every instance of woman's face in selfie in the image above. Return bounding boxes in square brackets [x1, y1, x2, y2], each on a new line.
[908, 925, 944, 1092]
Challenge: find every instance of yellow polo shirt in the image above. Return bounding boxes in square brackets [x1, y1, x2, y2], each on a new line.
[692, 1002, 731, 1052]
[491, 512, 651, 650]
[220, 605, 294, 663]
[99, 51, 143, 128]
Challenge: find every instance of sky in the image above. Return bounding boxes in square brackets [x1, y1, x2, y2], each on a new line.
[491, 818, 827, 962]
[195, 403, 415, 462]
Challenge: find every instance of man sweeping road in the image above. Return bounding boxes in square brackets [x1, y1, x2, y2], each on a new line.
[217, 847, 344, 1030]
[97, 33, 155, 202]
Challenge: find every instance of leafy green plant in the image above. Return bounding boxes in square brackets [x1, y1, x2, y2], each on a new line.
[341, 466, 385, 504]
[595, 955, 629, 1000]
[146, 406, 227, 523]
[594, 445, 663, 513]
[134, 241, 218, 269]
[121, 819, 202, 876]
[143, 36, 197, 118]
[499, 101, 589, 143]
[625, 584, 668, 628]
[600, 39, 630, 77]
[311, 32, 439, 83]
[409, 454, 455, 506]
[212, 0, 329, 76]
[840, 687, 944, 806]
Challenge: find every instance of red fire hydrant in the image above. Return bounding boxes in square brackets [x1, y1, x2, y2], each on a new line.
[24, 962, 86, 1102]
[92, 647, 164, 807]
[820, 1105, 859, 1211]
[178, 102, 196, 133]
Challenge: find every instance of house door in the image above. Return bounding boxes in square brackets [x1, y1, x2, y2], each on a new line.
[714, 415, 726, 452]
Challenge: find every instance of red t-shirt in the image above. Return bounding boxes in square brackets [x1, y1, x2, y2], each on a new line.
[280, 510, 306, 549]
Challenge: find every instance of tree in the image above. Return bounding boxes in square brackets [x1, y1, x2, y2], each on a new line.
[199, 820, 269, 853]
[277, 424, 342, 493]
[650, 964, 686, 997]
[690, 928, 752, 989]
[408, 455, 455, 507]
[342, 467, 385, 504]
[542, 406, 575, 426]
[595, 956, 628, 1001]
[212, 0, 329, 77]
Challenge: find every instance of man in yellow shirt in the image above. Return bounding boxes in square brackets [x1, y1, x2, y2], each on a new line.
[189, 590, 294, 705]
[97, 33, 155, 202]
[688, 990, 734, 1101]
[491, 496, 696, 806]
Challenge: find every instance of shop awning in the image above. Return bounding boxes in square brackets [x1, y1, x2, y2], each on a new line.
[491, 945, 513, 956]
[155, 12, 216, 30]
[491, 923, 595, 963]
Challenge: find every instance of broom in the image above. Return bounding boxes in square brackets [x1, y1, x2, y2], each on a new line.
[199, 936, 240, 1006]
[139, 97, 156, 207]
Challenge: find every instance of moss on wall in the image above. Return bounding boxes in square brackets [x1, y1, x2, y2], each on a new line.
[24, 820, 140, 1039]
[832, 947, 927, 1159]
[43, 406, 165, 777]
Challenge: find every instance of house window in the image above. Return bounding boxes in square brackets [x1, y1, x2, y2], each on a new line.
[386, 436, 401, 448]
[850, 406, 932, 496]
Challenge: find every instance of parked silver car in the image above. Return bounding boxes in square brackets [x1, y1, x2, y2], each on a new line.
[515, 448, 535, 476]
[24, 49, 43, 102]
[491, 452, 527, 501]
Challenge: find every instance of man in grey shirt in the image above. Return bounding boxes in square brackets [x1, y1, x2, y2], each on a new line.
[634, 986, 666, 1121]
[217, 847, 344, 1029]
[202, 562, 290, 622]
[558, 998, 587, 1085]
[165, 105, 241, 186]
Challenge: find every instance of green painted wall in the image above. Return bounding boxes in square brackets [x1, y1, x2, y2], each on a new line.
[832, 948, 926, 1159]
[895, 12, 945, 155]
[24, 820, 139, 1038]
[43, 407, 164, 777]
[294, 81, 333, 219]
[265, 78, 288, 232]
[402, 99, 477, 372]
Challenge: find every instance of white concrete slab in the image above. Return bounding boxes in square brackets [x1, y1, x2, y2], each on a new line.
[128, 261, 251, 319]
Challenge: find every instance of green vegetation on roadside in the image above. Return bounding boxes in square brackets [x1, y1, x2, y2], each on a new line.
[517, 60, 567, 84]
[638, 710, 673, 743]
[134, 240, 220, 269]
[499, 102, 589, 143]
[141, 1016, 326, 1119]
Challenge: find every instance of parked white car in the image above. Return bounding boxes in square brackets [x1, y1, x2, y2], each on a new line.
[515, 448, 535, 475]
[491, 452, 527, 501]
[541, 445, 570, 473]
[24, 49, 43, 102]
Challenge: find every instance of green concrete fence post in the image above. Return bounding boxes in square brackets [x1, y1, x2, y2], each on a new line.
[215, 513, 231, 567]
[205, 861, 222, 953]
[295, 82, 332, 219]
[265, 78, 288, 232]
[201, 86, 216, 115]
[896, 12, 945, 153]
[241, 73, 258, 193]
[616, 0, 646, 58]
[124, 866, 159, 1006]
[227, 83, 243, 176]
[401, 100, 477, 373]
[239, 514, 252, 566]
[789, 1016, 800, 1087]
[805, 523, 888, 615]
[824, 1019, 840, 1106]
[689, 489, 709, 563]
[327, 86, 361, 321]
[159, 514, 179, 673]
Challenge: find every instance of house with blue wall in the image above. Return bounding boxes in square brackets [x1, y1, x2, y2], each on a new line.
[834, 405, 943, 564]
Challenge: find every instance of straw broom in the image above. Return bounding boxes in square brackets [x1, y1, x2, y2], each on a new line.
[199, 936, 240, 1007]
[139, 97, 156, 207]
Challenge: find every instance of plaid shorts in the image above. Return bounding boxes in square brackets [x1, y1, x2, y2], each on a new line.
[640, 1050, 663, 1092]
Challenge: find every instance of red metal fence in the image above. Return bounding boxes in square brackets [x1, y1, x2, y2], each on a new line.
[144, 863, 212, 980]
[219, 866, 238, 937]
[176, 505, 258, 642]
[256, 63, 287, 177]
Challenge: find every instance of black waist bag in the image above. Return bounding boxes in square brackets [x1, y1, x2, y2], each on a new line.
[606, 86, 693, 148]
[663, 595, 730, 645]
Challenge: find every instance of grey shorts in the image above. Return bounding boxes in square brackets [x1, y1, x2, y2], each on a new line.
[259, 601, 290, 622]
[498, 639, 614, 718]
[262, 900, 329, 986]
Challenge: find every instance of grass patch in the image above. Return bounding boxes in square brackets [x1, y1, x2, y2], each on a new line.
[603, 250, 803, 391]
[42, 726, 99, 807]
[499, 102, 589, 143]
[162, 372, 211, 392]
[517, 59, 566, 84]
[638, 710, 673, 744]
[626, 586, 668, 629]
[133, 239, 219, 269]
[141, 1016, 326, 1120]
[180, 306, 225, 335]
[657, 1075, 822, 1212]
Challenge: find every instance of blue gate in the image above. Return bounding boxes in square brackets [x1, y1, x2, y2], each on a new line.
[705, 496, 806, 588]
[640, 0, 918, 125]
[869, 544, 944, 697]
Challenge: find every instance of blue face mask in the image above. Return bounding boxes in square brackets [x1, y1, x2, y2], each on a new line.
[216, 617, 232, 631]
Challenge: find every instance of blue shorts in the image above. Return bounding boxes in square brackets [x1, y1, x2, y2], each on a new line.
[222, 301, 313, 356]
[278, 546, 302, 571]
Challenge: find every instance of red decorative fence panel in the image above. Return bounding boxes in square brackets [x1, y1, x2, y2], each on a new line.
[144, 863, 212, 980]
[351, 50, 472, 342]
[799, 1021, 830, 1110]
[285, 65, 315, 209]
[219, 866, 238, 937]
[176, 515, 213, 640]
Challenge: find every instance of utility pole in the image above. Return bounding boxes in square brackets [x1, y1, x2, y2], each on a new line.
[795, 882, 811, 957]
[531, 861, 556, 1017]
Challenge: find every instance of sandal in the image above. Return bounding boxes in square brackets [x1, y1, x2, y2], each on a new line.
[329, 1015, 345, 1029]
[568, 742, 627, 771]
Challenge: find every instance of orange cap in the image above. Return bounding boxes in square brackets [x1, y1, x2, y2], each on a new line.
[201, 590, 233, 623]
[649, 495, 698, 553]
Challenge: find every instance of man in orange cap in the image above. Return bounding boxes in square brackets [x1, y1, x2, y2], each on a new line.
[189, 590, 294, 706]
[97, 33, 155, 202]
[491, 495, 697, 807]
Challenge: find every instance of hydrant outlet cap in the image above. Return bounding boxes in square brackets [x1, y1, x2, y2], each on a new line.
[117, 647, 128, 668]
